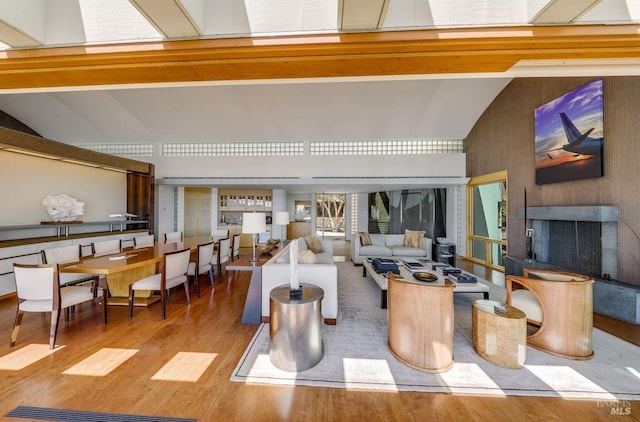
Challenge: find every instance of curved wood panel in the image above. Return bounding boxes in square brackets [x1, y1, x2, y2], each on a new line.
[506, 272, 594, 359]
[387, 273, 455, 373]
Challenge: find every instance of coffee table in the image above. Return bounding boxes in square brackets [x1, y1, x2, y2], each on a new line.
[362, 259, 490, 308]
[472, 299, 527, 368]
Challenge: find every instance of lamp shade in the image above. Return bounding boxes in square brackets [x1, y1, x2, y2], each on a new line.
[274, 211, 290, 226]
[242, 212, 266, 234]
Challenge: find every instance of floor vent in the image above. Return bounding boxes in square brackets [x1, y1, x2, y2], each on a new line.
[6, 406, 196, 422]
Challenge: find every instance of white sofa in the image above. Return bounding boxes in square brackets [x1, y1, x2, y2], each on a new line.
[261, 237, 337, 324]
[351, 233, 433, 264]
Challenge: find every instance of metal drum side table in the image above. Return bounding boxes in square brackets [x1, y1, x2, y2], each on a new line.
[269, 283, 324, 372]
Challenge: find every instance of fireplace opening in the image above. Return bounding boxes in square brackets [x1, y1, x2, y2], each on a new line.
[546, 220, 601, 276]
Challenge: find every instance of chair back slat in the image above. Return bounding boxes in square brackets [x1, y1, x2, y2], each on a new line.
[42, 245, 81, 265]
[218, 238, 230, 261]
[92, 239, 122, 256]
[134, 234, 155, 247]
[13, 264, 58, 302]
[164, 248, 191, 280]
[164, 231, 183, 243]
[198, 242, 215, 268]
[231, 234, 241, 259]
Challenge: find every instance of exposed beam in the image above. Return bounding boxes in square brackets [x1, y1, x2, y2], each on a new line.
[0, 24, 639, 90]
[339, 0, 389, 31]
[529, 0, 603, 24]
[0, 126, 152, 174]
[129, 0, 202, 38]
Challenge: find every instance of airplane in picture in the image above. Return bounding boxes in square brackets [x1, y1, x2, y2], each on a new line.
[545, 112, 603, 159]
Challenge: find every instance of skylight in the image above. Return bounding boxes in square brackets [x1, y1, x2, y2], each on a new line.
[79, 0, 162, 44]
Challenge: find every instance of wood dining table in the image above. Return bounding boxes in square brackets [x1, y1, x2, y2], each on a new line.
[59, 236, 225, 307]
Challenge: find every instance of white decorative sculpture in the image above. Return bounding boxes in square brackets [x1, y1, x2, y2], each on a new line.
[42, 194, 85, 222]
[288, 239, 303, 299]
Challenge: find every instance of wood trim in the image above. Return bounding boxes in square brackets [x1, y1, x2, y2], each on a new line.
[0, 291, 16, 302]
[0, 126, 151, 174]
[1, 25, 640, 89]
[468, 170, 508, 187]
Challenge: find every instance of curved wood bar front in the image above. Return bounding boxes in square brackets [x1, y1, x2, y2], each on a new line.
[387, 272, 456, 373]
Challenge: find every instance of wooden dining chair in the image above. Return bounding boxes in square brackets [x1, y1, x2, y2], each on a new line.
[164, 231, 183, 244]
[214, 237, 230, 281]
[133, 234, 155, 247]
[212, 229, 230, 238]
[41, 244, 100, 289]
[128, 248, 191, 320]
[187, 241, 215, 298]
[91, 239, 122, 256]
[11, 263, 107, 350]
[231, 234, 241, 261]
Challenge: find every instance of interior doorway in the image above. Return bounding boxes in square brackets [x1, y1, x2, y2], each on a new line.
[316, 193, 346, 240]
[467, 171, 507, 271]
[184, 187, 212, 238]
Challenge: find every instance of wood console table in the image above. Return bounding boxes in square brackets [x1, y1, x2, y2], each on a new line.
[227, 255, 271, 324]
[387, 271, 455, 373]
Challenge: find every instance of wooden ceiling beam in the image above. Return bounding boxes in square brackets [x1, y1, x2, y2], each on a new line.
[0, 24, 639, 89]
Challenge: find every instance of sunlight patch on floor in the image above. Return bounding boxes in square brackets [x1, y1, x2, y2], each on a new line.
[626, 366, 640, 380]
[151, 352, 217, 382]
[526, 364, 617, 399]
[440, 362, 506, 396]
[63, 348, 139, 376]
[343, 358, 397, 391]
[0, 344, 60, 370]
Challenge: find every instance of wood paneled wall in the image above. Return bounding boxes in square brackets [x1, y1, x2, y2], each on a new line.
[127, 171, 155, 234]
[465, 76, 640, 286]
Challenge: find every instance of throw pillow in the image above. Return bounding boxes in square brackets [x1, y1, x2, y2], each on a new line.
[297, 237, 308, 251]
[403, 229, 425, 249]
[359, 232, 372, 246]
[303, 234, 324, 253]
[298, 249, 317, 264]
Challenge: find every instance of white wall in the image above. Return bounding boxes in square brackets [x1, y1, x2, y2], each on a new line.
[0, 151, 126, 225]
[155, 184, 175, 242]
[152, 153, 465, 181]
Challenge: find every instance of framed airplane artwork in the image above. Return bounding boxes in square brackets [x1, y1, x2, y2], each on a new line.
[534, 78, 604, 185]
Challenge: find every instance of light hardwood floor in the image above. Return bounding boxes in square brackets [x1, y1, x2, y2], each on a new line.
[0, 244, 638, 421]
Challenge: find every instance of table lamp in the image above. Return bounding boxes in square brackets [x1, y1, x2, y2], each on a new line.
[274, 211, 290, 247]
[242, 212, 266, 262]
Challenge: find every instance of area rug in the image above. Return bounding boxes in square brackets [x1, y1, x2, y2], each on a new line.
[5, 406, 196, 421]
[231, 262, 640, 400]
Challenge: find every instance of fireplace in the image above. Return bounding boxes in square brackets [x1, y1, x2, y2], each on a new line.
[520, 206, 618, 280]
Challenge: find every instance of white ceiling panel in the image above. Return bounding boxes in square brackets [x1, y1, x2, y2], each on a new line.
[0, 78, 511, 145]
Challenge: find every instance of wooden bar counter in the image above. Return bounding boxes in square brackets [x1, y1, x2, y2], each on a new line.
[387, 271, 456, 373]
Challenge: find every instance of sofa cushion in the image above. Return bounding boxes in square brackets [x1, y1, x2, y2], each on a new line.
[359, 232, 372, 246]
[389, 245, 427, 257]
[298, 249, 318, 264]
[360, 245, 393, 257]
[303, 234, 324, 253]
[403, 229, 425, 248]
[297, 237, 308, 251]
[509, 289, 543, 323]
[369, 234, 386, 246]
[385, 234, 405, 247]
[315, 251, 333, 264]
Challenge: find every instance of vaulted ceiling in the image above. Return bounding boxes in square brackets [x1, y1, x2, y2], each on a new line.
[0, 0, 638, 156]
